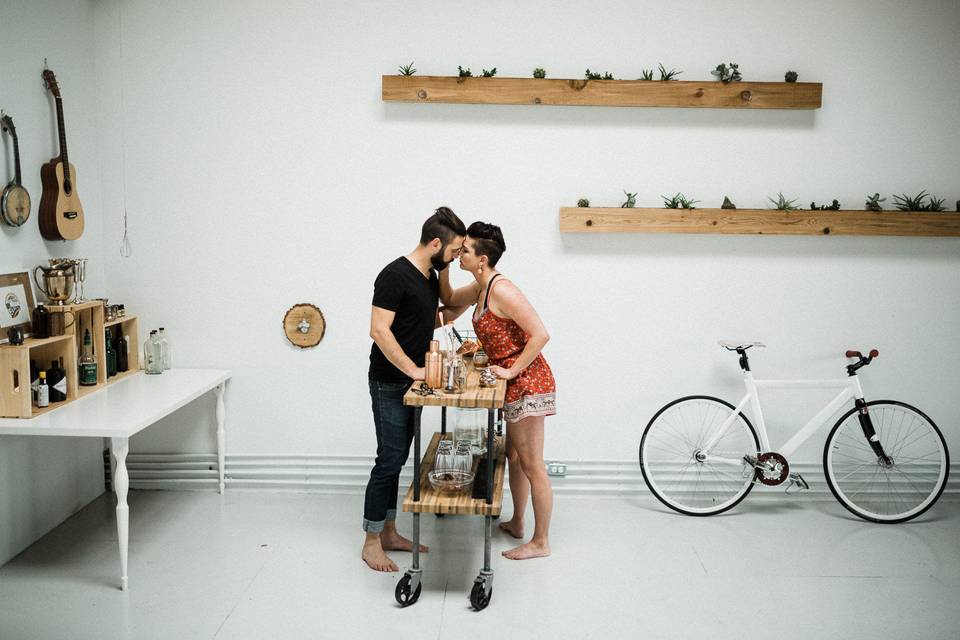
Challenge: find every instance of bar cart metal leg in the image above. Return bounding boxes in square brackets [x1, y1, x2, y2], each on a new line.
[470, 408, 496, 611]
[396, 407, 423, 607]
[436, 407, 447, 519]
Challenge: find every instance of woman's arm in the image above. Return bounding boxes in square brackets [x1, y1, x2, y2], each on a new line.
[439, 267, 481, 307]
[486, 281, 550, 380]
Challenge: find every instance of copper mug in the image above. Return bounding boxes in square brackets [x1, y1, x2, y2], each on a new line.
[47, 310, 75, 337]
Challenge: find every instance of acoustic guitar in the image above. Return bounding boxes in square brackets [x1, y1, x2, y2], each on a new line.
[39, 68, 84, 241]
[0, 113, 31, 227]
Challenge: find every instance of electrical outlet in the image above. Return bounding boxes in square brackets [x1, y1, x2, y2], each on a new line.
[546, 462, 566, 476]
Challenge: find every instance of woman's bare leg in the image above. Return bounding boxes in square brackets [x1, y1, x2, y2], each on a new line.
[502, 415, 552, 560]
[499, 425, 528, 539]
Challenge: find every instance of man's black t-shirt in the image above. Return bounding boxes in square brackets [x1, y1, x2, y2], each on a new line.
[369, 257, 439, 383]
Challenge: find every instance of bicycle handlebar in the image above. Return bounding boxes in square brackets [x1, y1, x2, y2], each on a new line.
[846, 349, 879, 359]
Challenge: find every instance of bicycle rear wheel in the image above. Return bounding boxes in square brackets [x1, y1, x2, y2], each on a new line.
[824, 400, 949, 523]
[640, 396, 760, 516]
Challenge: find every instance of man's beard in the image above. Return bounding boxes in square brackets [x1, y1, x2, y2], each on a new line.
[430, 249, 449, 272]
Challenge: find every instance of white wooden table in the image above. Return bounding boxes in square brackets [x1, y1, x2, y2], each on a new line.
[0, 368, 231, 590]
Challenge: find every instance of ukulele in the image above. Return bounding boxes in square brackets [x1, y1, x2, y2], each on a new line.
[1, 113, 31, 227]
[39, 68, 84, 241]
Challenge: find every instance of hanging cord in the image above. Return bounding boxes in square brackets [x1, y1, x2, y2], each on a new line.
[118, 2, 132, 257]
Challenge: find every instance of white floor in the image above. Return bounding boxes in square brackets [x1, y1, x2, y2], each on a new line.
[0, 490, 957, 640]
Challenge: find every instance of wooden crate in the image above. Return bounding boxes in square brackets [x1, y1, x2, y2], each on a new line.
[103, 315, 141, 386]
[0, 334, 78, 418]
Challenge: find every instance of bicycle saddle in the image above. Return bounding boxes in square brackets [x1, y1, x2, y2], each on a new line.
[718, 340, 766, 351]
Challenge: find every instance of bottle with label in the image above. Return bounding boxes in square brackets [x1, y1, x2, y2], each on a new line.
[144, 330, 162, 374]
[116, 332, 129, 372]
[30, 360, 40, 404]
[158, 327, 170, 370]
[105, 328, 118, 377]
[37, 371, 49, 408]
[78, 328, 98, 386]
[46, 359, 67, 402]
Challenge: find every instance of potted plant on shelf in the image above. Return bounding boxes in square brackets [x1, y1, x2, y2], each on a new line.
[638, 69, 654, 80]
[658, 64, 682, 81]
[398, 62, 416, 76]
[810, 200, 841, 211]
[585, 69, 615, 80]
[769, 193, 799, 211]
[785, 71, 798, 83]
[457, 65, 472, 78]
[621, 191, 637, 208]
[662, 193, 699, 209]
[533, 68, 546, 79]
[711, 62, 742, 83]
[865, 193, 885, 211]
[893, 190, 946, 211]
[577, 198, 590, 208]
[480, 68, 497, 77]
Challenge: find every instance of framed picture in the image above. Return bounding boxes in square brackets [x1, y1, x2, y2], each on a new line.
[0, 271, 35, 343]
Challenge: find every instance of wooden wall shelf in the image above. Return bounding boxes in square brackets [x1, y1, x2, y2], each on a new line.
[382, 75, 822, 109]
[559, 207, 960, 237]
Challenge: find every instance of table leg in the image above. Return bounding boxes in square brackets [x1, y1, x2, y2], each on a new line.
[216, 382, 227, 494]
[412, 406, 421, 569]
[111, 436, 130, 591]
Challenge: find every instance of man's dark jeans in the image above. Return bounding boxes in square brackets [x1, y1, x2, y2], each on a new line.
[363, 379, 420, 533]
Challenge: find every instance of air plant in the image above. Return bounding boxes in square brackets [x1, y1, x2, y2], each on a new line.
[458, 65, 472, 78]
[577, 198, 590, 208]
[533, 68, 546, 79]
[398, 62, 416, 76]
[711, 62, 742, 83]
[621, 191, 637, 208]
[893, 190, 947, 211]
[662, 193, 699, 209]
[784, 70, 798, 83]
[865, 193, 885, 211]
[639, 69, 654, 81]
[810, 199, 841, 211]
[585, 69, 614, 80]
[769, 192, 799, 211]
[481, 67, 497, 77]
[658, 63, 682, 81]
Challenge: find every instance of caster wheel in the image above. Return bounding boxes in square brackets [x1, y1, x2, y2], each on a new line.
[470, 581, 492, 611]
[395, 574, 422, 607]
[435, 513, 445, 518]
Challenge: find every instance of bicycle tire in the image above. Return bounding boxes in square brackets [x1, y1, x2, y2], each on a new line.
[640, 395, 760, 516]
[823, 400, 950, 523]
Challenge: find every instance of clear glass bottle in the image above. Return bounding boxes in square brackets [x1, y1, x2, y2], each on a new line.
[78, 329, 98, 386]
[158, 327, 171, 370]
[144, 330, 163, 374]
[442, 354, 466, 394]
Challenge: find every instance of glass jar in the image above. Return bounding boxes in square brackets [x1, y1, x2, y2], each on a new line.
[442, 354, 466, 394]
[453, 407, 487, 455]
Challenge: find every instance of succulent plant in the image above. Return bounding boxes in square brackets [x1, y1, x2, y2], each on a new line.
[662, 192, 699, 209]
[481, 67, 497, 77]
[769, 192, 799, 211]
[577, 198, 590, 208]
[533, 68, 546, 79]
[639, 69, 654, 81]
[585, 69, 614, 80]
[810, 199, 841, 211]
[865, 193, 885, 211]
[458, 65, 472, 78]
[711, 62, 742, 83]
[398, 61, 416, 76]
[784, 70, 798, 83]
[721, 196, 737, 209]
[658, 63, 682, 81]
[621, 191, 637, 208]
[893, 190, 947, 211]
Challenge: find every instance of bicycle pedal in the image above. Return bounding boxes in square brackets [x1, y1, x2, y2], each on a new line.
[784, 472, 809, 494]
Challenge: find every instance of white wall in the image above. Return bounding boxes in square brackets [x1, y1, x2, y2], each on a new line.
[88, 0, 960, 467]
[0, 0, 106, 564]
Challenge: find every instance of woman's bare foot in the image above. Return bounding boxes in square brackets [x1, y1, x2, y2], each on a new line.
[362, 538, 399, 572]
[502, 540, 550, 560]
[381, 532, 429, 553]
[498, 518, 524, 539]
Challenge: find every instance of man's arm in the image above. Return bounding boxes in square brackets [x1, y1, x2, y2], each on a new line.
[370, 306, 424, 381]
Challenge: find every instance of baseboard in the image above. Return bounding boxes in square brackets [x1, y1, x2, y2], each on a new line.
[108, 452, 960, 499]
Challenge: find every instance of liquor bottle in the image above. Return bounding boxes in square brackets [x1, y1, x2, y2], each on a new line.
[37, 371, 49, 408]
[78, 328, 98, 386]
[144, 330, 162, 374]
[158, 327, 170, 370]
[116, 332, 129, 372]
[30, 359, 40, 404]
[32, 304, 49, 339]
[46, 359, 67, 402]
[105, 328, 118, 377]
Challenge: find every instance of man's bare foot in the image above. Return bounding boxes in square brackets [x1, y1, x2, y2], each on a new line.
[502, 540, 550, 560]
[498, 518, 524, 539]
[381, 532, 429, 553]
[362, 539, 399, 572]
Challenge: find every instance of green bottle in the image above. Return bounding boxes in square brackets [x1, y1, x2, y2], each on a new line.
[79, 328, 98, 386]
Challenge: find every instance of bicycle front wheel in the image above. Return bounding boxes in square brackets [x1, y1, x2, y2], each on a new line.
[824, 400, 950, 523]
[640, 396, 760, 516]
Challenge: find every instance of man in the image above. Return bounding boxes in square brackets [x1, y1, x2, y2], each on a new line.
[362, 206, 467, 572]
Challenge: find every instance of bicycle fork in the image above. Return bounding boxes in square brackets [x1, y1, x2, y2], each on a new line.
[854, 398, 893, 466]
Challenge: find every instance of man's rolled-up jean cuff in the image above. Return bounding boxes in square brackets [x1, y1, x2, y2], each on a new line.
[362, 510, 397, 534]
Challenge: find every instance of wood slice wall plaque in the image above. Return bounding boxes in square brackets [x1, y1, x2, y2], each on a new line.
[283, 303, 325, 348]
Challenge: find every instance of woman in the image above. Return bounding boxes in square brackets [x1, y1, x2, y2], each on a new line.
[439, 221, 556, 560]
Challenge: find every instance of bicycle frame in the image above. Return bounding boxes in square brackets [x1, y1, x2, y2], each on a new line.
[702, 369, 865, 466]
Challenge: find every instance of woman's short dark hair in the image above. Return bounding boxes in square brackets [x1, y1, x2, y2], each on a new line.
[420, 206, 466, 246]
[467, 221, 506, 267]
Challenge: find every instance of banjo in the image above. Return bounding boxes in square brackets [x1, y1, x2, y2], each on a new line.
[0, 112, 31, 227]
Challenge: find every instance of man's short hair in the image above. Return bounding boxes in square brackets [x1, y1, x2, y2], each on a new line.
[420, 206, 466, 246]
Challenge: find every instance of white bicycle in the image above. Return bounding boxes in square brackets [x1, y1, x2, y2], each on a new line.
[639, 342, 950, 523]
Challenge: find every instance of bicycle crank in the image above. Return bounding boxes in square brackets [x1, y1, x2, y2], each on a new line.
[748, 452, 790, 486]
